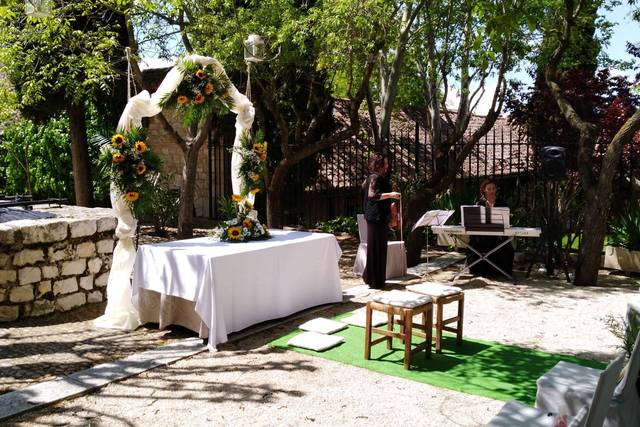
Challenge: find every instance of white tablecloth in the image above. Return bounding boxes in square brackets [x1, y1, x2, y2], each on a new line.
[132, 230, 343, 351]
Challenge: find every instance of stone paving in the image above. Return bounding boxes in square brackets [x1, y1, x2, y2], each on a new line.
[0, 301, 194, 395]
[0, 228, 362, 397]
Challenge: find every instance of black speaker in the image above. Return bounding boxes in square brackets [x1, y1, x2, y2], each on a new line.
[540, 146, 567, 181]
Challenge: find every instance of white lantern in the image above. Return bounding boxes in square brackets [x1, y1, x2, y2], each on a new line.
[24, 0, 52, 18]
[244, 34, 266, 64]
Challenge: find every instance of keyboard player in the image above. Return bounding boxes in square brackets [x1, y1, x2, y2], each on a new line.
[465, 178, 515, 277]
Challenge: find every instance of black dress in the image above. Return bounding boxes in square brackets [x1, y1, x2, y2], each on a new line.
[362, 173, 391, 289]
[466, 198, 515, 277]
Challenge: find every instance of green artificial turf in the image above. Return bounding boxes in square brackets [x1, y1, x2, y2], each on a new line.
[270, 317, 605, 405]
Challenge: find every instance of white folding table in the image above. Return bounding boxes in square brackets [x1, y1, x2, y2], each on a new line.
[431, 225, 541, 282]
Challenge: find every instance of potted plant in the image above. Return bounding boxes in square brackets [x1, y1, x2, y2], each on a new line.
[604, 209, 640, 273]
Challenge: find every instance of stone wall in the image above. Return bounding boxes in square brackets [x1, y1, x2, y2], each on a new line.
[0, 206, 116, 322]
[147, 112, 211, 217]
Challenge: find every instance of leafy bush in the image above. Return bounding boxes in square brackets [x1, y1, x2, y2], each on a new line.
[138, 173, 180, 236]
[0, 114, 112, 205]
[604, 314, 640, 358]
[609, 209, 640, 251]
[316, 216, 357, 236]
[0, 117, 73, 198]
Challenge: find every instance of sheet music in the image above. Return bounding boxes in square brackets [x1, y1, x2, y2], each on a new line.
[412, 210, 455, 232]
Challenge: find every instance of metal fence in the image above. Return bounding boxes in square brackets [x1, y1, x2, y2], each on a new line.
[279, 124, 537, 226]
[208, 121, 639, 227]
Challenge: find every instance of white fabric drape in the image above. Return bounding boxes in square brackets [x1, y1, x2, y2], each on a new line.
[93, 184, 141, 330]
[95, 54, 254, 330]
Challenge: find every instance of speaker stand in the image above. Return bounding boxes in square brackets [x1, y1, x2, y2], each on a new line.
[525, 181, 571, 283]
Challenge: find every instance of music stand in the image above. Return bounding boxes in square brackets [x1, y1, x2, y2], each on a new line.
[412, 210, 455, 269]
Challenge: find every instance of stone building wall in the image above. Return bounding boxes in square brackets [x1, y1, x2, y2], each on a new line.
[0, 206, 116, 322]
[147, 112, 211, 218]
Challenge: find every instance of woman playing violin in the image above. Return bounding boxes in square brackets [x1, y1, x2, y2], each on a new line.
[362, 153, 401, 289]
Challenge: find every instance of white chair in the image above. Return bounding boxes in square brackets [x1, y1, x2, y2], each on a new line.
[535, 332, 640, 427]
[353, 214, 407, 279]
[487, 353, 626, 427]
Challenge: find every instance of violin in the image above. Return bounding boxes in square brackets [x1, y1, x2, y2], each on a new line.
[389, 201, 400, 230]
[388, 180, 401, 231]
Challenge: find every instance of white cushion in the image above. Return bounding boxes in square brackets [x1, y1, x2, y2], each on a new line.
[342, 310, 388, 328]
[406, 281, 462, 298]
[487, 400, 556, 426]
[299, 317, 347, 334]
[372, 290, 432, 308]
[287, 331, 344, 352]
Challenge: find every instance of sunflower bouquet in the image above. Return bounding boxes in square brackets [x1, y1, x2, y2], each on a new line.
[100, 127, 162, 216]
[159, 60, 235, 127]
[211, 195, 270, 242]
[232, 129, 267, 197]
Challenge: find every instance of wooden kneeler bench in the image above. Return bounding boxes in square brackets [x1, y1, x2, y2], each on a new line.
[407, 282, 464, 353]
[365, 291, 433, 370]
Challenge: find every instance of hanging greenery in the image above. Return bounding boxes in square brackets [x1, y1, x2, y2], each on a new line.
[100, 127, 162, 216]
[234, 129, 267, 197]
[159, 60, 235, 127]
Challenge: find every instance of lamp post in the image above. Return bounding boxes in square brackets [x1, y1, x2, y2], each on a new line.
[243, 34, 266, 64]
[24, 0, 52, 18]
[243, 34, 266, 100]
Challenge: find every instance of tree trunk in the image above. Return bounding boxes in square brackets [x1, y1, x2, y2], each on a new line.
[574, 188, 608, 285]
[573, 110, 640, 284]
[266, 159, 291, 229]
[68, 102, 93, 207]
[267, 190, 283, 229]
[177, 145, 199, 239]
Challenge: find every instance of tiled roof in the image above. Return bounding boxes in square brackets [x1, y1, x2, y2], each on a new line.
[310, 101, 533, 190]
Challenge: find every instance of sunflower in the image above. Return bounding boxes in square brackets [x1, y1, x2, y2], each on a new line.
[243, 218, 253, 229]
[259, 153, 267, 162]
[134, 141, 147, 153]
[124, 192, 139, 203]
[195, 69, 206, 79]
[252, 143, 262, 153]
[177, 95, 188, 105]
[135, 162, 147, 175]
[112, 153, 125, 163]
[227, 226, 242, 240]
[111, 134, 125, 148]
[250, 188, 260, 195]
[231, 194, 242, 203]
[194, 93, 205, 105]
[204, 82, 215, 95]
[251, 174, 260, 182]
[244, 201, 254, 210]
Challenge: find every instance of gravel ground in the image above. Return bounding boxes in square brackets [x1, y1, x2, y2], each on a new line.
[5, 231, 640, 427]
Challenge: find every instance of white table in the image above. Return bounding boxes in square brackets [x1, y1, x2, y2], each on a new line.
[431, 225, 541, 282]
[131, 230, 343, 351]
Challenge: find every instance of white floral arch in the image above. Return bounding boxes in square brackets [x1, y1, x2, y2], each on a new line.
[94, 55, 255, 330]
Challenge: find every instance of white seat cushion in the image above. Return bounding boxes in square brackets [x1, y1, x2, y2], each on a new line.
[372, 290, 432, 308]
[406, 281, 462, 298]
[299, 317, 347, 334]
[342, 309, 388, 328]
[287, 331, 344, 352]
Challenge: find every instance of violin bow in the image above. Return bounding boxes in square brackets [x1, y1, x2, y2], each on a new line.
[399, 196, 403, 242]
